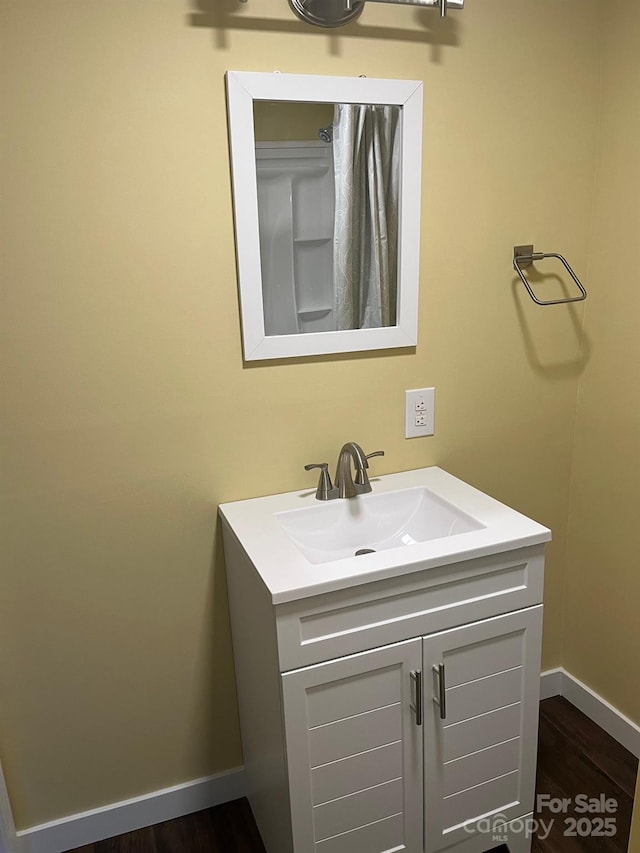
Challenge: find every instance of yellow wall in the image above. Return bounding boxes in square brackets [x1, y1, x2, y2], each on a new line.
[0, 0, 603, 830]
[564, 0, 640, 725]
[562, 2, 640, 838]
[254, 101, 334, 141]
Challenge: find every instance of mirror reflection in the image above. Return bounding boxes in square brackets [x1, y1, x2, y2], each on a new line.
[254, 100, 402, 337]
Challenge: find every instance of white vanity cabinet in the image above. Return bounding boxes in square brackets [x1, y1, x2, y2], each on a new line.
[221, 525, 546, 853]
[279, 606, 542, 853]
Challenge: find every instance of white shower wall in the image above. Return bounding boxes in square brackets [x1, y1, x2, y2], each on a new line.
[255, 141, 335, 336]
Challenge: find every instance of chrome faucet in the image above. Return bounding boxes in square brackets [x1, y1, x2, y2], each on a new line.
[305, 443, 384, 500]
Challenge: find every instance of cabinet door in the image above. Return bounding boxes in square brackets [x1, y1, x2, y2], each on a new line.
[423, 606, 543, 853]
[281, 638, 423, 853]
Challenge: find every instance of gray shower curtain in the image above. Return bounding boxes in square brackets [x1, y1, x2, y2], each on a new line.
[332, 103, 401, 330]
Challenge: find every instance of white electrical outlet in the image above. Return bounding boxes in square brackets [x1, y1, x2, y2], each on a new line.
[405, 388, 435, 438]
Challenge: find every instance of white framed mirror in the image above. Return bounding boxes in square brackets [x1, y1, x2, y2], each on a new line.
[225, 70, 423, 361]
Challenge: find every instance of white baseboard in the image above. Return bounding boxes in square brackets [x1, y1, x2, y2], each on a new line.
[16, 767, 246, 853]
[540, 667, 640, 758]
[539, 667, 563, 701]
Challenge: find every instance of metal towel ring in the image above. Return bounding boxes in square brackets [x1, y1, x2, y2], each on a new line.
[513, 245, 587, 306]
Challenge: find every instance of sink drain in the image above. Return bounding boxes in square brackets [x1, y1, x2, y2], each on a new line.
[355, 548, 376, 556]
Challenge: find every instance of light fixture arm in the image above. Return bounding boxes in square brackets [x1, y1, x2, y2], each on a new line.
[366, 0, 463, 9]
[237, 0, 464, 27]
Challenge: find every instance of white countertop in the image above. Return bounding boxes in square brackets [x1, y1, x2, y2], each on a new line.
[218, 467, 551, 605]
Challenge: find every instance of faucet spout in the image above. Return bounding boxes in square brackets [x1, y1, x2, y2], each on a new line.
[335, 442, 373, 499]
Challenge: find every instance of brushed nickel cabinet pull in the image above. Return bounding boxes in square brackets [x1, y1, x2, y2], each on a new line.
[433, 664, 447, 720]
[410, 670, 423, 726]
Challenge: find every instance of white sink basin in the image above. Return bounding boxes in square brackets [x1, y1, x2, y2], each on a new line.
[218, 467, 551, 604]
[275, 486, 484, 564]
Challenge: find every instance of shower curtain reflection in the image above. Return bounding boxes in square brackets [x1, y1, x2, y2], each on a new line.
[332, 103, 401, 330]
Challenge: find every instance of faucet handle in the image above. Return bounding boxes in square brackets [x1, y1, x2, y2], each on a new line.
[355, 449, 385, 488]
[304, 463, 339, 501]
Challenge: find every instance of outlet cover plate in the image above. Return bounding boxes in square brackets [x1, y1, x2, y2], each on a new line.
[405, 388, 435, 438]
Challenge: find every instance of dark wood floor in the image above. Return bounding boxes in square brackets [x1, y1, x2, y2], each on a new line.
[68, 697, 637, 853]
[531, 697, 637, 852]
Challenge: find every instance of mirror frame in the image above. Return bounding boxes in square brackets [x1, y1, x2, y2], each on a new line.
[225, 70, 423, 361]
